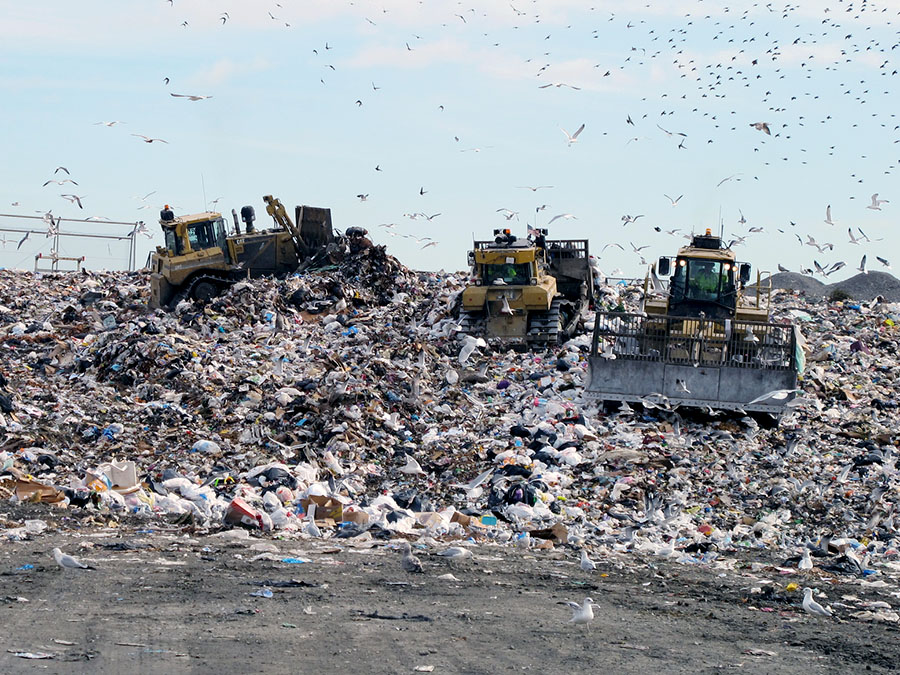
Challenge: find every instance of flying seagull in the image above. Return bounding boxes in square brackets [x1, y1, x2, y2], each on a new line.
[657, 124, 686, 138]
[132, 134, 168, 144]
[664, 194, 683, 206]
[824, 205, 834, 225]
[61, 194, 84, 209]
[561, 123, 585, 146]
[858, 255, 867, 274]
[43, 179, 78, 187]
[170, 93, 213, 101]
[716, 174, 741, 187]
[750, 121, 771, 135]
[548, 213, 577, 224]
[876, 256, 891, 269]
[538, 82, 581, 90]
[867, 193, 889, 210]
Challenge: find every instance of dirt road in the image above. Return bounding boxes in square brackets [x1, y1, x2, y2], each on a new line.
[2, 517, 898, 674]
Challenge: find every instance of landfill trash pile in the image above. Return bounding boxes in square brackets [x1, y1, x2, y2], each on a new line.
[4, 255, 900, 624]
[770, 271, 900, 303]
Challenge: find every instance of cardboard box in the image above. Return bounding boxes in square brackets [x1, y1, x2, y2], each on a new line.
[340, 509, 370, 526]
[10, 479, 65, 505]
[529, 522, 568, 543]
[450, 511, 487, 530]
[300, 495, 343, 525]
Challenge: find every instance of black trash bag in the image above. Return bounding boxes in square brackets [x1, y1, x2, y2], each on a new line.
[249, 467, 298, 492]
[393, 489, 433, 513]
[502, 481, 537, 506]
[36, 453, 58, 470]
[0, 392, 14, 413]
[509, 424, 532, 438]
[532, 449, 557, 465]
[497, 464, 532, 479]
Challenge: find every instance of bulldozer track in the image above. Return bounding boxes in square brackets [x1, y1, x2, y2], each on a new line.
[458, 310, 486, 337]
[170, 273, 232, 307]
[526, 297, 563, 345]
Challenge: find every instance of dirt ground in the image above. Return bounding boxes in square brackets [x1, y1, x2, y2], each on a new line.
[2, 510, 898, 674]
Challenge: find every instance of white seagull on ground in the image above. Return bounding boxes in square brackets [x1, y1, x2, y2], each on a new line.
[560, 597, 595, 629]
[51, 547, 94, 570]
[802, 587, 833, 617]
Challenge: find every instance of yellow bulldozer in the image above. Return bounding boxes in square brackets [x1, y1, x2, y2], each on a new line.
[149, 196, 339, 308]
[458, 228, 594, 346]
[585, 229, 804, 416]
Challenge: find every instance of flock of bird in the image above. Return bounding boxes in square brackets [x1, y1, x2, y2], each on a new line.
[5, 1, 898, 275]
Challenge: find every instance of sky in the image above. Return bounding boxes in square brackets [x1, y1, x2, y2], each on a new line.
[1, 0, 898, 281]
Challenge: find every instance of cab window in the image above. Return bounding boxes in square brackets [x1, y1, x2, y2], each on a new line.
[672, 259, 734, 303]
[214, 218, 227, 248]
[484, 262, 531, 285]
[187, 221, 216, 251]
[164, 228, 180, 255]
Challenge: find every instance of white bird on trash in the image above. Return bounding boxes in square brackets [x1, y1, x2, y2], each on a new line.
[798, 549, 813, 571]
[746, 388, 801, 405]
[399, 455, 425, 476]
[51, 547, 94, 570]
[400, 541, 423, 573]
[304, 502, 322, 538]
[560, 597, 595, 629]
[580, 549, 596, 572]
[802, 587, 833, 618]
[450, 468, 493, 499]
[500, 296, 515, 316]
[600, 341, 617, 360]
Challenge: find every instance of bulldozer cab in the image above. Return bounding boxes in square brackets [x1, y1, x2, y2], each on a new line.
[161, 213, 230, 261]
[668, 256, 737, 318]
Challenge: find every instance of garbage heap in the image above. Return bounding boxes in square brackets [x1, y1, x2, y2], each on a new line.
[2, 252, 900, 596]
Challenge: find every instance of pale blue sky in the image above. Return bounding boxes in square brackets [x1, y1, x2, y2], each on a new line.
[1, 0, 897, 279]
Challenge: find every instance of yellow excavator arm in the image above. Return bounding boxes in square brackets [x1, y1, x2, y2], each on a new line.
[263, 195, 308, 255]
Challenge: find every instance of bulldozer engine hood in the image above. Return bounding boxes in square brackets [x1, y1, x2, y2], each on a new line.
[462, 278, 556, 311]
